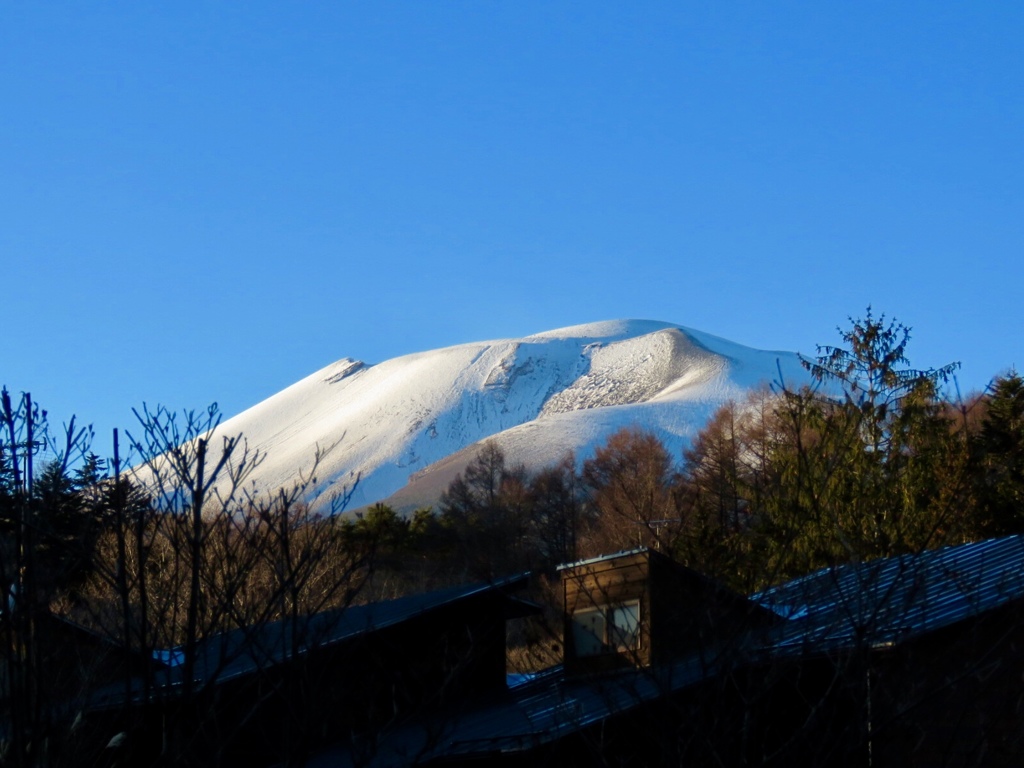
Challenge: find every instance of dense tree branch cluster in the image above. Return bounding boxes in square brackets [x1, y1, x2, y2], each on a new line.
[0, 396, 376, 765]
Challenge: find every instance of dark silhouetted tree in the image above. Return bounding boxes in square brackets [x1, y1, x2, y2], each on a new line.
[975, 371, 1024, 534]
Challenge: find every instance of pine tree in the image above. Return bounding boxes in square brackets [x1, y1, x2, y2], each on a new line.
[755, 310, 972, 580]
[975, 372, 1024, 534]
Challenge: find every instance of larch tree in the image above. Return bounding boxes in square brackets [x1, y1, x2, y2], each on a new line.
[581, 426, 680, 555]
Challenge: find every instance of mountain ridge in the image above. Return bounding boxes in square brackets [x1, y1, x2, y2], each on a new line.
[210, 320, 813, 513]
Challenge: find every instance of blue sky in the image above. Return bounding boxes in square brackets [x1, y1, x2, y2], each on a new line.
[2, 3, 1021, 452]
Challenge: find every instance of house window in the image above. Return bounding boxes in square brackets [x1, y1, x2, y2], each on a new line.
[572, 607, 607, 656]
[572, 600, 641, 656]
[609, 602, 640, 650]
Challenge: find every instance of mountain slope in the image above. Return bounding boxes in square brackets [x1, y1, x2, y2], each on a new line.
[214, 320, 812, 512]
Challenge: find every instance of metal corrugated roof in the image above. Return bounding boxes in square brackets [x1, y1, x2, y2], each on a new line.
[182, 572, 533, 687]
[434, 657, 710, 758]
[304, 657, 717, 767]
[82, 573, 534, 709]
[86, 573, 536, 712]
[754, 535, 1024, 650]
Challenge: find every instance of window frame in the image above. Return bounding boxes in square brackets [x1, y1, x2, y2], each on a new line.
[571, 598, 642, 657]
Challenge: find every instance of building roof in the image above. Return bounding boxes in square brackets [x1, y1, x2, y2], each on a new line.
[183, 573, 534, 687]
[304, 657, 717, 767]
[90, 573, 534, 708]
[754, 535, 1024, 652]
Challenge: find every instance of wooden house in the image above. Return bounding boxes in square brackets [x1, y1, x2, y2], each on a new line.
[384, 539, 1024, 766]
[559, 548, 778, 675]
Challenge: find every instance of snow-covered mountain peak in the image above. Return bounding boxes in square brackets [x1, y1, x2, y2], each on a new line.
[205, 320, 813, 513]
[522, 318, 678, 343]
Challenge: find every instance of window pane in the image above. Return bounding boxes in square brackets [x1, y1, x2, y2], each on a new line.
[610, 601, 640, 651]
[572, 608, 606, 657]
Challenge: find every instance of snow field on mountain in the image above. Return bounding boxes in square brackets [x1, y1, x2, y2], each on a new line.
[206, 320, 813, 512]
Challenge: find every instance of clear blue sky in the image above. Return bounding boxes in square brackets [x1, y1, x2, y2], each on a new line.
[2, 3, 1021, 452]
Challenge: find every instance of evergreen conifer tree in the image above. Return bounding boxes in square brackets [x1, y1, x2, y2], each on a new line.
[975, 372, 1024, 534]
[755, 310, 972, 580]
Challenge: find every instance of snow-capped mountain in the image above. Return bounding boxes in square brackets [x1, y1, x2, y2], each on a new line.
[212, 320, 812, 513]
